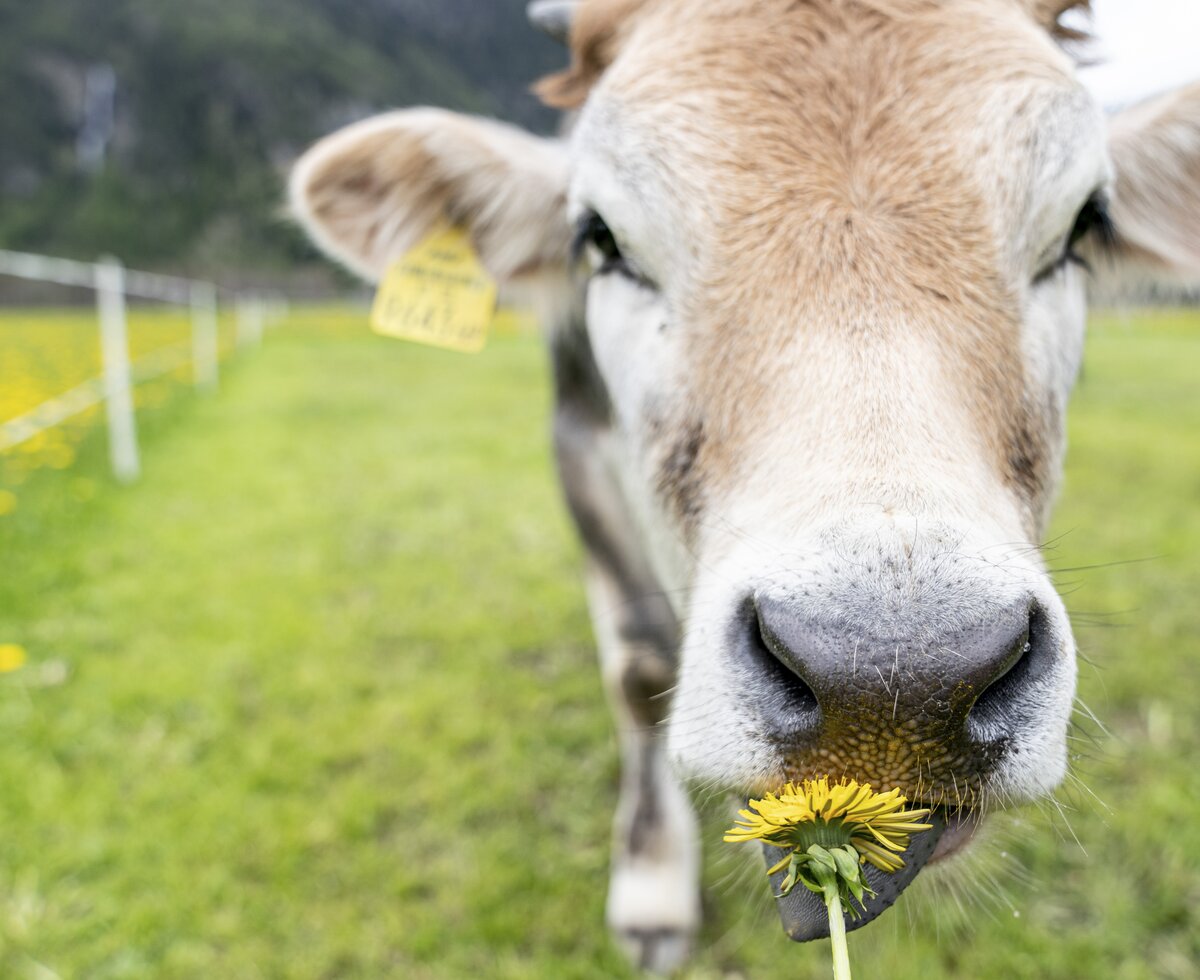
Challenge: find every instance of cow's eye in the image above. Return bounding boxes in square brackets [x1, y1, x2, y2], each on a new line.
[1037, 193, 1115, 282]
[1067, 194, 1114, 254]
[573, 211, 626, 274]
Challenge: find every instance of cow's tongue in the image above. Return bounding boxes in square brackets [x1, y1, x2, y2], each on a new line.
[764, 809, 947, 942]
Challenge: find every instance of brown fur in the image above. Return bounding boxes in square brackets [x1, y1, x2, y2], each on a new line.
[655, 418, 706, 527]
[558, 0, 1081, 535]
[536, 0, 1091, 110]
[535, 0, 651, 109]
[1029, 0, 1092, 41]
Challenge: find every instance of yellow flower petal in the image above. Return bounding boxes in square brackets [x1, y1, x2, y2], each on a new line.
[724, 776, 933, 876]
[0, 644, 28, 673]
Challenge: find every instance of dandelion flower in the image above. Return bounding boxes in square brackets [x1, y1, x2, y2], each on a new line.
[725, 778, 933, 980]
[0, 644, 27, 673]
[725, 777, 933, 874]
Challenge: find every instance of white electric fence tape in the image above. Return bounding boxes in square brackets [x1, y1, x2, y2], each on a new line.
[0, 249, 286, 482]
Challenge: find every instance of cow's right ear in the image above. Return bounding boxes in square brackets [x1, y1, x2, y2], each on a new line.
[1095, 82, 1200, 294]
[289, 109, 572, 285]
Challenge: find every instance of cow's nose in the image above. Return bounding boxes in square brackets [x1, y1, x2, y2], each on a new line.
[741, 595, 1051, 752]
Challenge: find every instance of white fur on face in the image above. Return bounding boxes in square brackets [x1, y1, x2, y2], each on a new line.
[999, 83, 1110, 531]
[568, 103, 701, 603]
[581, 271, 695, 604]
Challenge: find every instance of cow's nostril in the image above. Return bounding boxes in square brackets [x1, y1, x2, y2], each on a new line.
[736, 598, 820, 733]
[966, 603, 1052, 742]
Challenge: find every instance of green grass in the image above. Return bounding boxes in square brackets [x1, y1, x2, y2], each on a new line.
[1, 307, 1197, 979]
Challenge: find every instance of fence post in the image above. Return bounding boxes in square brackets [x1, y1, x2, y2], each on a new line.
[236, 293, 264, 349]
[190, 282, 219, 390]
[269, 293, 290, 327]
[94, 257, 141, 483]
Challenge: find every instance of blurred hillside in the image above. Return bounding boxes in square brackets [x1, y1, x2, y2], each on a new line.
[0, 0, 562, 278]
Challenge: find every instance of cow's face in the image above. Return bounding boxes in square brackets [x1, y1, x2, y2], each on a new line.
[563, 0, 1108, 846]
[291, 0, 1200, 865]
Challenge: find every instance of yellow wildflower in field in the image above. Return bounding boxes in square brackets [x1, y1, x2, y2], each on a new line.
[0, 644, 28, 673]
[0, 308, 225, 479]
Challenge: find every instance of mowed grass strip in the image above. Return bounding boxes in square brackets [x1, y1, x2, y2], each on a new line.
[0, 308, 1197, 979]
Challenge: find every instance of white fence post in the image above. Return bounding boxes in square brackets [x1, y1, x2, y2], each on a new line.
[94, 257, 141, 483]
[236, 293, 264, 349]
[269, 293, 290, 327]
[190, 282, 219, 390]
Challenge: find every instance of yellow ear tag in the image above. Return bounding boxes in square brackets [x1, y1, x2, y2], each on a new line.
[370, 225, 497, 353]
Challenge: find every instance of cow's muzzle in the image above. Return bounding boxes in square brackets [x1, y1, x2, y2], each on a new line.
[737, 594, 1056, 803]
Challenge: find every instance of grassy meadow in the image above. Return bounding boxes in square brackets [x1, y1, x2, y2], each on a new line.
[0, 306, 1197, 979]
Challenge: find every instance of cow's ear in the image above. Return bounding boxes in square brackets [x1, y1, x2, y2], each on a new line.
[290, 109, 572, 284]
[1095, 82, 1200, 293]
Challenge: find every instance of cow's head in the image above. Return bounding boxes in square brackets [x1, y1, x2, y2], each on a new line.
[292, 0, 1200, 868]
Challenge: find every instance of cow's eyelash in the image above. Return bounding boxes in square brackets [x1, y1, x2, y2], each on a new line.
[572, 211, 631, 276]
[1066, 193, 1116, 264]
[1037, 193, 1116, 282]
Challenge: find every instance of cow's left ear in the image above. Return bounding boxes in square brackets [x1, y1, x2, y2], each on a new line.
[1097, 81, 1200, 289]
[289, 108, 572, 285]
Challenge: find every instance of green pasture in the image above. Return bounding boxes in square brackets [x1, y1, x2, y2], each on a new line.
[0, 307, 1197, 978]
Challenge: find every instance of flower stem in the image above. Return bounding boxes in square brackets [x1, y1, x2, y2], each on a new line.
[809, 859, 853, 980]
[825, 887, 852, 980]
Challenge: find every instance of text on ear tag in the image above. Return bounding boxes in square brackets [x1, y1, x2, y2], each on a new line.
[370, 226, 497, 353]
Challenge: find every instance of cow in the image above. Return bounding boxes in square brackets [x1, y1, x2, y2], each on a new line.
[289, 0, 1200, 971]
